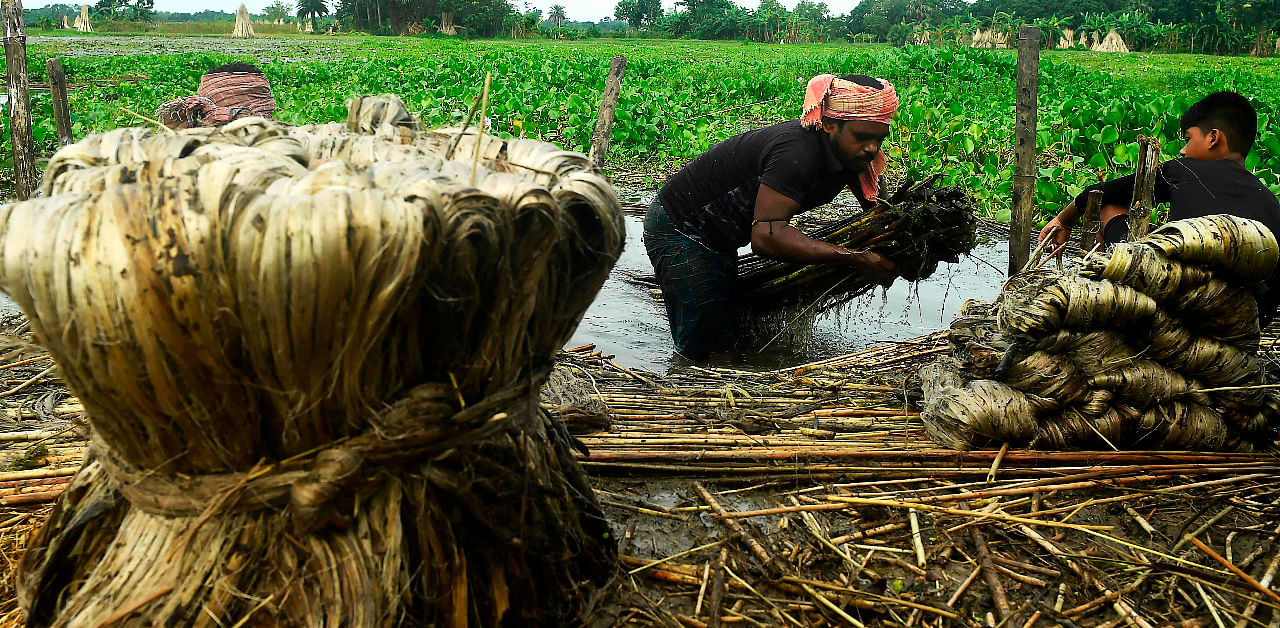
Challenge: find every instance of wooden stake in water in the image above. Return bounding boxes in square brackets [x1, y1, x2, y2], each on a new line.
[589, 55, 627, 168]
[46, 58, 73, 147]
[1008, 26, 1040, 276]
[470, 72, 491, 187]
[1127, 137, 1162, 240]
[2, 0, 36, 199]
[1078, 189, 1104, 250]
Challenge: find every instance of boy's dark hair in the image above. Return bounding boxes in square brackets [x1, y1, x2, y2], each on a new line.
[1181, 91, 1257, 156]
[206, 62, 264, 75]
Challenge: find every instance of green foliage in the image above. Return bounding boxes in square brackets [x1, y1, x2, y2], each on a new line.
[265, 0, 294, 23]
[93, 0, 154, 23]
[296, 0, 329, 30]
[13, 38, 1280, 223]
[614, 0, 661, 29]
[887, 23, 912, 46]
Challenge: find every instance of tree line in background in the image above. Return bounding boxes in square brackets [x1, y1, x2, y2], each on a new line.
[19, 0, 1280, 55]
[851, 0, 1280, 55]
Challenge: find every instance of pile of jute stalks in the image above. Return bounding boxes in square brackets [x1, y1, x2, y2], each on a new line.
[917, 214, 1280, 451]
[0, 95, 623, 626]
[735, 175, 978, 309]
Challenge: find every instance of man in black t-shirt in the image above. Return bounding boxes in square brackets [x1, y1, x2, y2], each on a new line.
[643, 74, 901, 362]
[1039, 91, 1280, 324]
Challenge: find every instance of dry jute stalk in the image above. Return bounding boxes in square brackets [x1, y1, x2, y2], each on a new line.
[920, 215, 1280, 451]
[2, 95, 623, 626]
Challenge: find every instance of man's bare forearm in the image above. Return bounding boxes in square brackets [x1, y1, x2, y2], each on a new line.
[750, 223, 862, 263]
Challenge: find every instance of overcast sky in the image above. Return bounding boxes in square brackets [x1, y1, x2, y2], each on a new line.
[22, 0, 870, 24]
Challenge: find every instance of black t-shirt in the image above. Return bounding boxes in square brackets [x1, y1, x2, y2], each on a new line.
[1084, 158, 1280, 323]
[658, 120, 870, 253]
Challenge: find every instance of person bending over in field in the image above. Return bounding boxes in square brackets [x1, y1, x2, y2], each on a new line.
[644, 74, 900, 362]
[156, 62, 277, 130]
[1039, 90, 1280, 324]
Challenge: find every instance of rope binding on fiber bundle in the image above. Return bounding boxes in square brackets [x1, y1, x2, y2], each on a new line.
[916, 214, 1280, 452]
[3, 94, 624, 627]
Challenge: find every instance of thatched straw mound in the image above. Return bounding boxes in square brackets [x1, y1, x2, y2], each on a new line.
[919, 215, 1280, 451]
[1, 95, 623, 626]
[72, 5, 91, 32]
[1058, 28, 1075, 49]
[232, 3, 255, 37]
[1092, 28, 1129, 52]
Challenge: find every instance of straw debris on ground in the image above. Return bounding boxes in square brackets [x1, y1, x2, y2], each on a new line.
[0, 315, 1278, 627]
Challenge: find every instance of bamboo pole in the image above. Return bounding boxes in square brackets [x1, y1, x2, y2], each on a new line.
[2, 0, 36, 199]
[1008, 25, 1040, 276]
[1127, 137, 1161, 239]
[1078, 189, 1104, 250]
[46, 57, 72, 146]
[470, 72, 491, 186]
[588, 55, 626, 168]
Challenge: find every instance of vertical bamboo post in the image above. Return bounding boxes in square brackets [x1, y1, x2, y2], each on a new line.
[1127, 137, 1162, 240]
[1008, 26, 1040, 276]
[588, 55, 627, 169]
[1078, 189, 1104, 250]
[2, 0, 36, 199]
[46, 58, 72, 147]
[469, 72, 491, 187]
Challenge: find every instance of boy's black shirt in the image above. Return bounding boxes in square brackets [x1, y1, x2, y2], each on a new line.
[1082, 157, 1280, 324]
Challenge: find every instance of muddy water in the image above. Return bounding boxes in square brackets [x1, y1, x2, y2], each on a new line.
[0, 212, 1011, 374]
[567, 214, 1010, 373]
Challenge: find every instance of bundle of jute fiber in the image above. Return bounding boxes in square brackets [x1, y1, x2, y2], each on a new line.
[3, 97, 624, 626]
[918, 215, 1280, 452]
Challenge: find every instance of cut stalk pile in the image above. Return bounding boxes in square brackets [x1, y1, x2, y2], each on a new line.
[0, 95, 623, 627]
[735, 175, 979, 308]
[558, 345, 1280, 627]
[919, 215, 1280, 451]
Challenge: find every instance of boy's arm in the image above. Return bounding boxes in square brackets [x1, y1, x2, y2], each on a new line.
[1039, 172, 1139, 246]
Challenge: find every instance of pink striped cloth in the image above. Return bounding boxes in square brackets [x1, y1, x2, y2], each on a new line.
[158, 71, 276, 129]
[198, 71, 276, 119]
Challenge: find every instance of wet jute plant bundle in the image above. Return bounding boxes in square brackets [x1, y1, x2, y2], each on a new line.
[738, 176, 977, 310]
[919, 215, 1280, 451]
[0, 95, 624, 626]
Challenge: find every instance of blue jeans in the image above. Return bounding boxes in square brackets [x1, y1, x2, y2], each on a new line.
[642, 198, 738, 360]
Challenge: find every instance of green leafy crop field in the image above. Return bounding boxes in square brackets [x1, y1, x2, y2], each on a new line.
[9, 35, 1280, 222]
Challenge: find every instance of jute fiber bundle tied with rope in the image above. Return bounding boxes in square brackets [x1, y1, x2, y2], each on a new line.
[3, 95, 623, 627]
[919, 215, 1280, 451]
